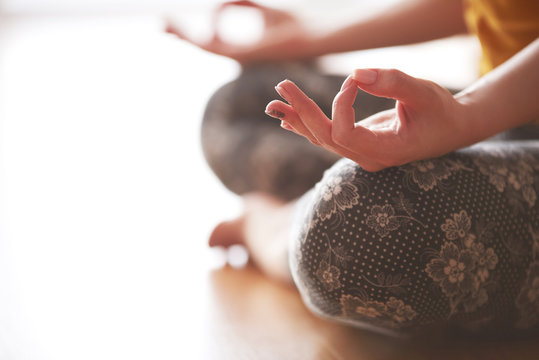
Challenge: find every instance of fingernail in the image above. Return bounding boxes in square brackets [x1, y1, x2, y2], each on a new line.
[265, 107, 285, 119]
[275, 81, 292, 102]
[353, 69, 378, 85]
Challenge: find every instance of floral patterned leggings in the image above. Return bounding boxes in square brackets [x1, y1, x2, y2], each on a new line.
[202, 63, 539, 337]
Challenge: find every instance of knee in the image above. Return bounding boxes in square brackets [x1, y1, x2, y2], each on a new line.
[200, 75, 341, 200]
[289, 159, 424, 334]
[289, 154, 530, 335]
[199, 79, 270, 197]
[289, 160, 370, 322]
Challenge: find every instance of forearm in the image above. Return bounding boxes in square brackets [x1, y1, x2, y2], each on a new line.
[307, 0, 467, 57]
[456, 37, 539, 142]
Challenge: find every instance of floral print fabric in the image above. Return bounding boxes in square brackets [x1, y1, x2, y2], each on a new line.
[515, 225, 539, 328]
[290, 143, 539, 335]
[425, 210, 499, 315]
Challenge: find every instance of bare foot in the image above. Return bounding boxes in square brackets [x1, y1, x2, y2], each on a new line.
[209, 217, 246, 248]
[208, 192, 297, 283]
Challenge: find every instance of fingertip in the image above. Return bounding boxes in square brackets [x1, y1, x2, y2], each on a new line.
[265, 99, 287, 114]
[266, 108, 286, 119]
[340, 75, 356, 91]
[275, 79, 295, 102]
[276, 79, 293, 87]
[266, 99, 283, 107]
[275, 88, 290, 104]
[352, 68, 378, 85]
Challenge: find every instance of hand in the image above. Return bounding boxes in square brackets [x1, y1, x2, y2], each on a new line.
[165, 1, 311, 65]
[265, 69, 473, 172]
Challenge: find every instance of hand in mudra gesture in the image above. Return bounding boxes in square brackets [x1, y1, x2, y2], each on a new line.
[165, 0, 311, 65]
[266, 68, 476, 172]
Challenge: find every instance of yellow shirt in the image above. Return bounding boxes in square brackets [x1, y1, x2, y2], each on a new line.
[464, 0, 539, 75]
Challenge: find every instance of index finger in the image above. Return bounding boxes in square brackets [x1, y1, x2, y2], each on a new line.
[275, 79, 333, 145]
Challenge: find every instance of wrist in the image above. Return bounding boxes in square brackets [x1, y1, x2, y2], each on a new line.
[454, 88, 496, 145]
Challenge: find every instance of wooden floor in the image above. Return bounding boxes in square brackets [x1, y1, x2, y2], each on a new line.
[0, 11, 537, 360]
[207, 265, 539, 360]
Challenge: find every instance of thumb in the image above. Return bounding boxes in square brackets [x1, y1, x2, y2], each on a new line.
[352, 68, 432, 107]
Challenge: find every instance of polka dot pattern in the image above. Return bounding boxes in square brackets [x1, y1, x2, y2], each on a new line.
[290, 143, 539, 334]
